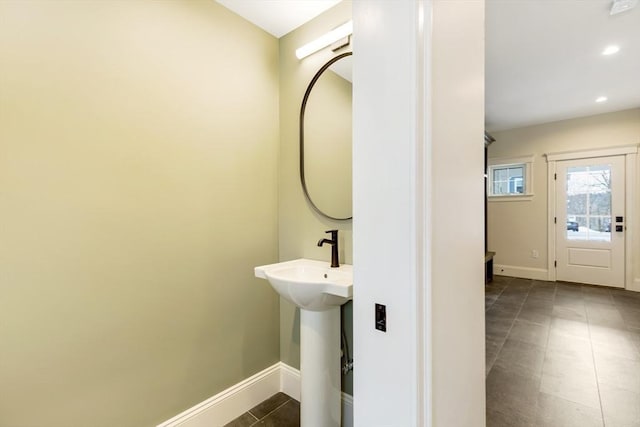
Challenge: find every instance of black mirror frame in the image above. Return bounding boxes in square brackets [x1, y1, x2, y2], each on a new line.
[299, 51, 353, 221]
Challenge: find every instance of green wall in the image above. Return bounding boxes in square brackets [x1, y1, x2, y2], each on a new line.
[277, 1, 354, 394]
[0, 1, 280, 425]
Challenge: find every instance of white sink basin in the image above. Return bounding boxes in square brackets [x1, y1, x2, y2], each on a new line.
[255, 258, 352, 311]
[255, 258, 351, 424]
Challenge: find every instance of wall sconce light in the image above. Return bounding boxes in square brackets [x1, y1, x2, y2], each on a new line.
[295, 20, 353, 59]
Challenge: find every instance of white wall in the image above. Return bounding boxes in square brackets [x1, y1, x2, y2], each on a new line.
[430, 2, 486, 425]
[352, 1, 420, 423]
[488, 109, 640, 288]
[353, 0, 485, 425]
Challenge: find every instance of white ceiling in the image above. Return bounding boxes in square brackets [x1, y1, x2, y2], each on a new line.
[217, 0, 640, 132]
[486, 0, 640, 132]
[216, 0, 341, 38]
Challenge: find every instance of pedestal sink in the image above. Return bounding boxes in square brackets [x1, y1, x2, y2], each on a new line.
[255, 258, 353, 427]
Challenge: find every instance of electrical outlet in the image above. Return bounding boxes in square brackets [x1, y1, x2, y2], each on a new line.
[532, 249, 539, 259]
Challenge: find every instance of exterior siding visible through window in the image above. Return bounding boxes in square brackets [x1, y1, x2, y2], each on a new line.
[492, 165, 524, 195]
[488, 155, 534, 198]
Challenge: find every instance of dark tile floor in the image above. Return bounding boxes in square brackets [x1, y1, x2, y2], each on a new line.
[486, 276, 640, 427]
[224, 392, 299, 427]
[226, 277, 639, 427]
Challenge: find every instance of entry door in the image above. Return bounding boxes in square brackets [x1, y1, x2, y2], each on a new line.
[556, 156, 625, 287]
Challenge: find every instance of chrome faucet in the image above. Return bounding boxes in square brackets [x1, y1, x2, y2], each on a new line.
[317, 229, 340, 268]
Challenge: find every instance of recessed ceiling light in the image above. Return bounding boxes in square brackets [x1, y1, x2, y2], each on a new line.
[602, 45, 620, 55]
[610, 0, 638, 15]
[596, 96, 608, 103]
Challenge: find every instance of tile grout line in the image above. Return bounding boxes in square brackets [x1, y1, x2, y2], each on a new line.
[609, 289, 636, 337]
[485, 277, 513, 375]
[487, 278, 533, 376]
[226, 410, 259, 427]
[530, 280, 558, 424]
[486, 279, 509, 311]
[248, 397, 292, 426]
[244, 412, 260, 425]
[585, 285, 607, 427]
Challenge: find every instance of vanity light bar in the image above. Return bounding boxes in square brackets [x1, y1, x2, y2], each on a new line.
[295, 20, 353, 60]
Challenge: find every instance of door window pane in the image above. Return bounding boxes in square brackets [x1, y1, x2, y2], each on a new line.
[566, 164, 611, 241]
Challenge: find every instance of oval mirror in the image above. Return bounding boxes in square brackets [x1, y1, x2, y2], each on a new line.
[300, 52, 353, 220]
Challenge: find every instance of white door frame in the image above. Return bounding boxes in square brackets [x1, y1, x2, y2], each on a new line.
[353, 0, 486, 426]
[545, 145, 638, 289]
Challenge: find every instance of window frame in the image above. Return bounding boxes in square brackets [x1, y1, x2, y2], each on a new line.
[487, 155, 534, 200]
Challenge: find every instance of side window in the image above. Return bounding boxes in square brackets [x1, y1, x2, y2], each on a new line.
[488, 156, 534, 198]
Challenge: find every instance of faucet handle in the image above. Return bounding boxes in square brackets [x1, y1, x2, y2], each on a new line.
[325, 229, 338, 241]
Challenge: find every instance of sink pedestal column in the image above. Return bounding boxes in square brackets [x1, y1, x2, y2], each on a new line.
[300, 306, 341, 427]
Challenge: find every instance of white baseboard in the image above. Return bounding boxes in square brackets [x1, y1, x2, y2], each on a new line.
[341, 392, 354, 427]
[279, 363, 301, 401]
[629, 278, 640, 293]
[157, 363, 281, 427]
[494, 264, 549, 281]
[157, 362, 354, 427]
